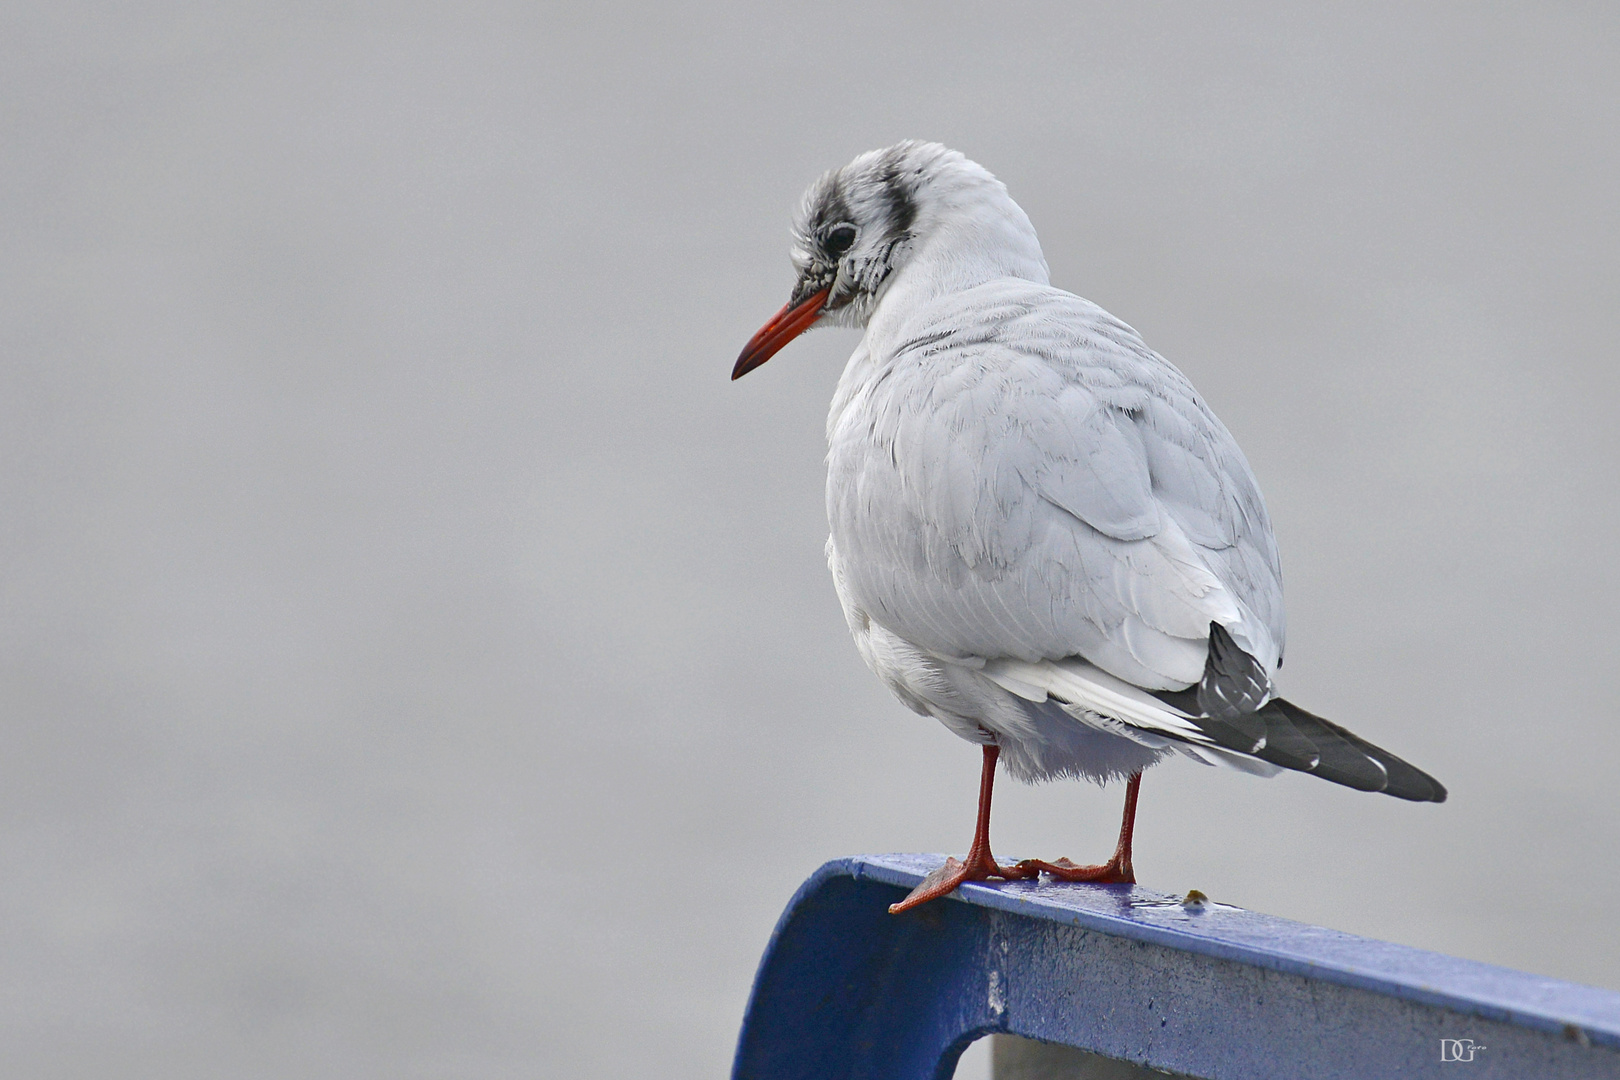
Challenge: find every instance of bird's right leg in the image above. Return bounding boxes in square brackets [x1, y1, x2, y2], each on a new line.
[889, 742, 1034, 914]
[1014, 771, 1141, 884]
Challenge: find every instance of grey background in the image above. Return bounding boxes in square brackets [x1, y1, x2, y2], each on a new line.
[3, 3, 1617, 1078]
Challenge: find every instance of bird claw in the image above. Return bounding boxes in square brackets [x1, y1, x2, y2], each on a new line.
[889, 853, 1034, 914]
[1013, 856, 1134, 884]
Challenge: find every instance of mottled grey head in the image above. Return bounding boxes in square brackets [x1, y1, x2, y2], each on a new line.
[733, 141, 1045, 379]
[734, 141, 950, 378]
[785, 141, 941, 327]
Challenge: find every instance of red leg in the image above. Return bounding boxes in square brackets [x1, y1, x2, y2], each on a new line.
[889, 744, 1034, 914]
[1014, 771, 1141, 884]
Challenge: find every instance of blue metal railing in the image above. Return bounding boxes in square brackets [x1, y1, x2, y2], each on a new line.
[732, 853, 1620, 1080]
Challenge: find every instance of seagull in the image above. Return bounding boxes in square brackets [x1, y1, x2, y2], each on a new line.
[732, 141, 1445, 915]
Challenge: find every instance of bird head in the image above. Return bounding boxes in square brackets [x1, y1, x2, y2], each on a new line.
[732, 141, 1048, 379]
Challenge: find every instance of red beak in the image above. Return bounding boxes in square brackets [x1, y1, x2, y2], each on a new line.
[731, 287, 831, 380]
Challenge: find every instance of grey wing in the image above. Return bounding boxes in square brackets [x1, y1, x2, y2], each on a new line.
[827, 280, 1284, 692]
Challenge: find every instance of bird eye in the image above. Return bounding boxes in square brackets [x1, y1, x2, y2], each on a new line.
[825, 225, 857, 257]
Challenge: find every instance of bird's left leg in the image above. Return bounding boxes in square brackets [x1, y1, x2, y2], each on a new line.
[889, 742, 1035, 914]
[1014, 770, 1141, 884]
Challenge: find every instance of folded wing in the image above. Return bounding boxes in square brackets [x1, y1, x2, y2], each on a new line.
[827, 279, 1285, 693]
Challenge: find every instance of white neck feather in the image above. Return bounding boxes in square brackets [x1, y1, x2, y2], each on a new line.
[864, 164, 1049, 348]
[825, 151, 1052, 441]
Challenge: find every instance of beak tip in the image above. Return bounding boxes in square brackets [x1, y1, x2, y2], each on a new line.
[729, 287, 831, 383]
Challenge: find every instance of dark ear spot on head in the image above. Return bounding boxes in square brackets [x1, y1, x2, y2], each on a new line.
[878, 161, 916, 238]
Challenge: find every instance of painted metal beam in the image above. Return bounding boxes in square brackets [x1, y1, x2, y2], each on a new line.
[732, 854, 1620, 1080]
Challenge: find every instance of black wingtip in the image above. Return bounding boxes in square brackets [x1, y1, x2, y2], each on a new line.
[1199, 622, 1271, 722]
[1150, 626, 1447, 803]
[1265, 698, 1448, 802]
